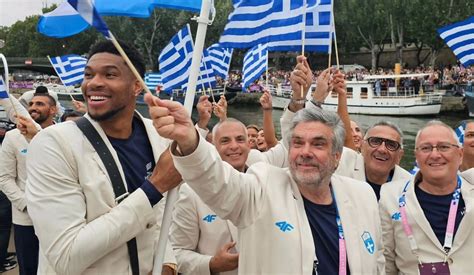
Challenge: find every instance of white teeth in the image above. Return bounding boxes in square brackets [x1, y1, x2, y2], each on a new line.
[90, 96, 107, 101]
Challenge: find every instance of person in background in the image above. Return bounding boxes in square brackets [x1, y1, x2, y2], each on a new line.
[60, 110, 85, 122]
[259, 90, 278, 150]
[460, 120, 474, 171]
[380, 120, 473, 274]
[246, 125, 259, 150]
[256, 129, 268, 152]
[350, 120, 363, 152]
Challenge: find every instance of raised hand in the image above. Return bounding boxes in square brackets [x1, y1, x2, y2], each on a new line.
[331, 70, 347, 96]
[72, 99, 87, 113]
[209, 241, 239, 273]
[144, 93, 198, 155]
[16, 115, 39, 141]
[314, 68, 332, 103]
[290, 55, 313, 100]
[259, 90, 273, 110]
[213, 95, 228, 121]
[196, 95, 212, 130]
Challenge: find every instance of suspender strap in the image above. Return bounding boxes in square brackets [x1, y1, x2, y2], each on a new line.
[75, 117, 140, 275]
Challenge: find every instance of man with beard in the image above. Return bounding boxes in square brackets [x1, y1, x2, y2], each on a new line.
[145, 93, 385, 274]
[0, 92, 57, 275]
[24, 40, 180, 274]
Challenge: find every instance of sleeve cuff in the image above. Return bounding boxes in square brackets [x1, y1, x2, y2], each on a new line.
[140, 179, 163, 207]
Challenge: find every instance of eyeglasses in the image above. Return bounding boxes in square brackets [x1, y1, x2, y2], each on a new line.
[366, 136, 401, 151]
[415, 142, 459, 154]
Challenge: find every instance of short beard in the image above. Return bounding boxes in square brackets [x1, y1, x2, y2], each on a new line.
[289, 158, 335, 188]
[89, 105, 126, 121]
[31, 113, 48, 125]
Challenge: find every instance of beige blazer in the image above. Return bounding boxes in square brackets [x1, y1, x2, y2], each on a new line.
[379, 171, 474, 275]
[25, 113, 175, 275]
[172, 137, 385, 274]
[170, 183, 238, 275]
[0, 129, 32, 225]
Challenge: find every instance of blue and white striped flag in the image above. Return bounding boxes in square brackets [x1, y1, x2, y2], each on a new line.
[242, 44, 268, 91]
[455, 121, 466, 145]
[269, 0, 334, 53]
[0, 76, 8, 99]
[67, 0, 111, 38]
[49, 54, 87, 86]
[438, 16, 474, 67]
[219, 0, 307, 48]
[207, 44, 233, 79]
[145, 73, 163, 91]
[159, 25, 194, 92]
[183, 49, 217, 91]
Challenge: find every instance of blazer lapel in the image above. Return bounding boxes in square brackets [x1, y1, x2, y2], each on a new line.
[450, 178, 474, 253]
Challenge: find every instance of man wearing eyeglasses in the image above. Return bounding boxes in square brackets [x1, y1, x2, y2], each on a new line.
[379, 120, 473, 274]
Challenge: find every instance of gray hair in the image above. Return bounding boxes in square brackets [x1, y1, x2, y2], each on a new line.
[415, 120, 461, 146]
[212, 118, 248, 142]
[285, 107, 345, 154]
[365, 121, 404, 148]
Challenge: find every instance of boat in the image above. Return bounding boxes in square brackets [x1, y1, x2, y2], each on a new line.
[271, 73, 443, 116]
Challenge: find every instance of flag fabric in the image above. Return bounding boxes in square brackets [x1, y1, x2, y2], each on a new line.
[49, 55, 87, 86]
[67, 0, 111, 38]
[37, 2, 90, 38]
[152, 0, 202, 12]
[242, 44, 268, 91]
[455, 121, 466, 145]
[207, 44, 233, 79]
[269, 0, 334, 53]
[145, 73, 163, 91]
[0, 76, 8, 99]
[184, 49, 217, 91]
[438, 16, 474, 67]
[159, 25, 194, 92]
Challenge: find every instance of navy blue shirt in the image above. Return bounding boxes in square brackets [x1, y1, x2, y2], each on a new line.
[303, 196, 350, 275]
[108, 116, 162, 206]
[366, 169, 394, 201]
[415, 184, 465, 246]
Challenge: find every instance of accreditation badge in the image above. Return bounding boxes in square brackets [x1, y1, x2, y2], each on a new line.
[418, 262, 450, 275]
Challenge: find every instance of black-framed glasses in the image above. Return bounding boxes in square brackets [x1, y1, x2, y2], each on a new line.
[366, 136, 401, 151]
[415, 142, 459, 154]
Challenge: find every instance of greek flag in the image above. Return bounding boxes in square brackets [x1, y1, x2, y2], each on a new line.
[0, 76, 8, 99]
[242, 44, 268, 91]
[438, 16, 474, 67]
[207, 44, 233, 79]
[158, 25, 194, 92]
[269, 0, 334, 53]
[455, 121, 466, 145]
[67, 0, 111, 38]
[183, 49, 217, 91]
[219, 0, 307, 48]
[49, 54, 87, 86]
[145, 73, 163, 91]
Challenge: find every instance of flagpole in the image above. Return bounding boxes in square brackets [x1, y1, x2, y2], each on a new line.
[328, 32, 333, 69]
[300, 0, 307, 98]
[0, 54, 19, 117]
[331, 9, 340, 69]
[108, 32, 152, 94]
[154, 0, 213, 274]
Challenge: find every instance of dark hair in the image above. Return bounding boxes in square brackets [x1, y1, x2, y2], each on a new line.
[61, 110, 85, 122]
[88, 40, 145, 77]
[35, 85, 49, 94]
[246, 124, 260, 132]
[32, 93, 57, 106]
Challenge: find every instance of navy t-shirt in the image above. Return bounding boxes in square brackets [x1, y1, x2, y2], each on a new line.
[108, 116, 162, 206]
[415, 184, 465, 246]
[303, 196, 350, 275]
[366, 169, 394, 201]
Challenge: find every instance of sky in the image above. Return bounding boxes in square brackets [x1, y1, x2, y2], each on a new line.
[0, 0, 63, 27]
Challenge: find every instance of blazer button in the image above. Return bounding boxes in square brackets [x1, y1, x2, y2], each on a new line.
[448, 258, 453, 264]
[146, 223, 154, 229]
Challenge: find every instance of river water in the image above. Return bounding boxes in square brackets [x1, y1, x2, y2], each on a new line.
[62, 100, 468, 171]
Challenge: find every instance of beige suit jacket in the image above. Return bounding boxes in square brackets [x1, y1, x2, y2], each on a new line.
[172, 137, 385, 274]
[379, 171, 474, 275]
[25, 113, 175, 275]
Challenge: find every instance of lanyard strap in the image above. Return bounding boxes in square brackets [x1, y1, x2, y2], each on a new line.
[331, 187, 347, 275]
[398, 175, 462, 256]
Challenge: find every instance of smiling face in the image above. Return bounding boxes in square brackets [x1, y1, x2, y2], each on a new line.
[350, 120, 363, 151]
[82, 52, 141, 122]
[256, 129, 268, 151]
[28, 95, 57, 126]
[214, 121, 250, 172]
[462, 122, 474, 166]
[415, 125, 462, 184]
[247, 127, 259, 149]
[361, 125, 404, 181]
[289, 121, 340, 188]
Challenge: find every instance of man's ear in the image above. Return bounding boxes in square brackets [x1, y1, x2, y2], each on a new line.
[133, 78, 143, 97]
[50, 105, 58, 117]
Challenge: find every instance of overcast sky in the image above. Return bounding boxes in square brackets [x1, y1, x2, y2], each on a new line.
[0, 0, 63, 27]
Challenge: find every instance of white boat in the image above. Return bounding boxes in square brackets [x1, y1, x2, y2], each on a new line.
[271, 73, 443, 116]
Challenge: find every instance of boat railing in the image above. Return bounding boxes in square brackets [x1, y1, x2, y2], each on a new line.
[170, 87, 227, 99]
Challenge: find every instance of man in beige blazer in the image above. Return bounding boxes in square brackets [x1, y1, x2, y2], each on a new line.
[25, 40, 179, 275]
[380, 120, 473, 274]
[145, 86, 385, 274]
[170, 119, 248, 275]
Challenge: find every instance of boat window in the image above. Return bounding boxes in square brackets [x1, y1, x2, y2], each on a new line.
[347, 87, 353, 98]
[361, 87, 368, 99]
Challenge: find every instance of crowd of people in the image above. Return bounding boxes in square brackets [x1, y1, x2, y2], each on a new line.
[0, 40, 473, 275]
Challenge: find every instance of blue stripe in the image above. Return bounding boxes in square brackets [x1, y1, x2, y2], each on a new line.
[448, 38, 474, 51]
[438, 16, 474, 35]
[443, 29, 474, 44]
[456, 48, 474, 60]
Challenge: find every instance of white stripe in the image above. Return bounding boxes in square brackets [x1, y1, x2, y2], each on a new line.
[440, 22, 474, 39]
[460, 53, 474, 64]
[446, 33, 474, 47]
[77, 0, 94, 25]
[453, 43, 474, 55]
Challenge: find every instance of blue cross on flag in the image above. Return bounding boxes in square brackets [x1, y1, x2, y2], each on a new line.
[242, 43, 268, 91]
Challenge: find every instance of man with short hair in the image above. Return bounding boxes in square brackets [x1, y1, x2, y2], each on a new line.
[380, 120, 473, 274]
[460, 120, 474, 171]
[170, 119, 247, 275]
[25, 40, 179, 274]
[0, 93, 57, 275]
[145, 93, 385, 274]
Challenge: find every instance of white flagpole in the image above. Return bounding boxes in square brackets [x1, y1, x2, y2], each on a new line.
[331, 8, 340, 69]
[0, 54, 18, 117]
[300, 0, 307, 97]
[153, 1, 213, 274]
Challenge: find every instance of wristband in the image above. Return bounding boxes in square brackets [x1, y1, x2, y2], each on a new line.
[290, 98, 306, 105]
